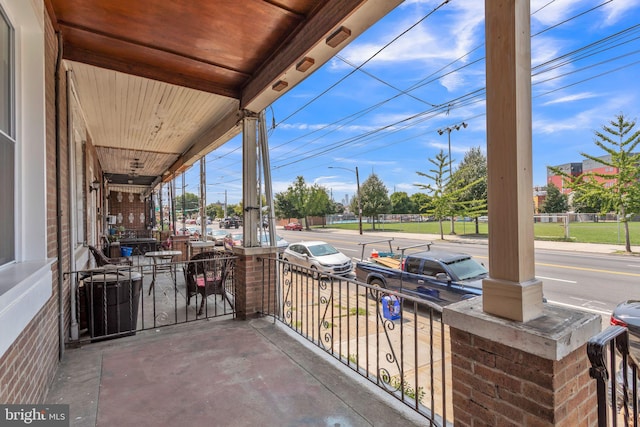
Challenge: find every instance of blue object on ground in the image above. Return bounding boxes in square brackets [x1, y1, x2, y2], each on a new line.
[381, 295, 401, 320]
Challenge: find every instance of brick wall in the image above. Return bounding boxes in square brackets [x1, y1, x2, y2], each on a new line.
[108, 191, 149, 235]
[0, 5, 68, 404]
[234, 249, 278, 319]
[449, 328, 597, 426]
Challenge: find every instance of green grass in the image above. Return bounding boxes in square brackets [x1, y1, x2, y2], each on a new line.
[318, 220, 640, 246]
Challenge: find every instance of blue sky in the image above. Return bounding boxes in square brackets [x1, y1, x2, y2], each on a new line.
[187, 0, 640, 207]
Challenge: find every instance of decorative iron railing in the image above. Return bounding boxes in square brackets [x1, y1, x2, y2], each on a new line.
[65, 253, 236, 344]
[259, 257, 452, 426]
[588, 325, 639, 427]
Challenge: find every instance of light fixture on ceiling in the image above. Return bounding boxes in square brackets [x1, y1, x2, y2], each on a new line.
[326, 26, 351, 48]
[89, 179, 100, 192]
[296, 57, 315, 72]
[272, 80, 288, 92]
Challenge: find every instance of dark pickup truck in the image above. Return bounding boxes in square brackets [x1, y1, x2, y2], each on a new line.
[219, 217, 240, 229]
[355, 247, 488, 306]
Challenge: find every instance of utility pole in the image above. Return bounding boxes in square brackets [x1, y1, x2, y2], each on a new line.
[437, 122, 467, 235]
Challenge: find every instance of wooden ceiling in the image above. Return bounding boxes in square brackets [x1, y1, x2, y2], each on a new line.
[45, 0, 402, 188]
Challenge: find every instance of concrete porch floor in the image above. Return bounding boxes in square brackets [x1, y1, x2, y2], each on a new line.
[46, 316, 428, 427]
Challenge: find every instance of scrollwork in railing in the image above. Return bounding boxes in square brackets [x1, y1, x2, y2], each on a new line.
[318, 286, 334, 351]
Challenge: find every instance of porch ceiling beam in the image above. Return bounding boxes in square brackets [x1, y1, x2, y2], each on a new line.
[163, 109, 242, 182]
[60, 24, 247, 99]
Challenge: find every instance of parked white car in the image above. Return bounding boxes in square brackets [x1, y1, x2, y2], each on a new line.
[282, 241, 352, 278]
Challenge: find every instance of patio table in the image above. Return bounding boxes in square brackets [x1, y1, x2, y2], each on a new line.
[145, 250, 182, 295]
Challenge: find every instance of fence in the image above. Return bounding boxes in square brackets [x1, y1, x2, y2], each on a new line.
[259, 257, 453, 426]
[65, 253, 236, 344]
[588, 325, 639, 427]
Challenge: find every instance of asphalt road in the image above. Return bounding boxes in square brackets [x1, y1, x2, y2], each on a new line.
[277, 227, 640, 318]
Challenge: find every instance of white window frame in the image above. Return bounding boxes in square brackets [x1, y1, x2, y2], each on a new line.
[0, 0, 52, 359]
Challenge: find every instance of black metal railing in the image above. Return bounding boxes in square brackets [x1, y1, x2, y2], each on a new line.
[65, 253, 236, 344]
[259, 257, 452, 426]
[588, 325, 639, 427]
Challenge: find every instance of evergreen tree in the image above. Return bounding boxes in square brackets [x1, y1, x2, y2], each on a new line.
[415, 150, 483, 239]
[540, 183, 569, 213]
[550, 113, 640, 252]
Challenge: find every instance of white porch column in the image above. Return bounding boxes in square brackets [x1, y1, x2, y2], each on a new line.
[483, 0, 543, 322]
[242, 111, 259, 247]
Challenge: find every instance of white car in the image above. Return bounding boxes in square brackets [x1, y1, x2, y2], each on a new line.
[207, 229, 228, 245]
[282, 241, 352, 278]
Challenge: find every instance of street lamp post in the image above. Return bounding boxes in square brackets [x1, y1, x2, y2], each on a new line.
[437, 122, 467, 235]
[329, 166, 362, 235]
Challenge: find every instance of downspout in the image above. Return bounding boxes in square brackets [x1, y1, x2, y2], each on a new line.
[55, 31, 65, 360]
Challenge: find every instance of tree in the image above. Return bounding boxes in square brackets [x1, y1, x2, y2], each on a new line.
[451, 147, 487, 233]
[540, 183, 568, 213]
[275, 176, 333, 229]
[570, 188, 602, 213]
[390, 192, 415, 214]
[550, 113, 640, 252]
[175, 192, 200, 217]
[415, 150, 484, 239]
[359, 173, 391, 230]
[410, 192, 431, 214]
[206, 203, 224, 219]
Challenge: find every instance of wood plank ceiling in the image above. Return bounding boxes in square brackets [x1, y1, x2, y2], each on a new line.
[45, 0, 402, 190]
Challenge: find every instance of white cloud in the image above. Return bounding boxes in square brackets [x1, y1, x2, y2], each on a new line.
[531, 0, 583, 26]
[542, 92, 599, 106]
[602, 0, 640, 26]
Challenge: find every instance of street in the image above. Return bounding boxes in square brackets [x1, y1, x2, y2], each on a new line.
[277, 227, 640, 318]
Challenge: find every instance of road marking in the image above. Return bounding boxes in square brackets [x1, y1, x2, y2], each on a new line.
[547, 300, 610, 316]
[337, 247, 358, 253]
[537, 275, 577, 284]
[537, 262, 640, 277]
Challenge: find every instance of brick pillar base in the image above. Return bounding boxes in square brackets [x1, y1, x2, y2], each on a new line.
[233, 246, 278, 320]
[444, 298, 601, 426]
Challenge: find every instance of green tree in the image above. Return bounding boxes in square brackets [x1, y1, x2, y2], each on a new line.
[551, 113, 640, 252]
[275, 176, 333, 229]
[451, 147, 487, 233]
[415, 150, 484, 239]
[390, 192, 415, 214]
[410, 192, 431, 214]
[359, 173, 391, 230]
[570, 188, 602, 213]
[274, 191, 300, 220]
[206, 203, 224, 219]
[540, 183, 568, 213]
[175, 192, 200, 216]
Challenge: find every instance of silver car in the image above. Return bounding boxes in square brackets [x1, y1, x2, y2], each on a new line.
[283, 241, 352, 278]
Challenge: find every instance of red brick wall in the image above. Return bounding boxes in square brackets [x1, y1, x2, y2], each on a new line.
[234, 250, 278, 319]
[108, 191, 149, 235]
[0, 5, 69, 404]
[449, 328, 597, 426]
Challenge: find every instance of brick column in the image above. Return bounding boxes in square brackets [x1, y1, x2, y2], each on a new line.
[444, 299, 601, 426]
[233, 246, 278, 320]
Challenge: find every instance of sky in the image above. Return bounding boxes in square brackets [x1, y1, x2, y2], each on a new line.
[182, 0, 640, 207]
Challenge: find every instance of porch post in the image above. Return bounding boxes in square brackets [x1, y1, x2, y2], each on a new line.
[442, 2, 602, 425]
[483, 0, 542, 322]
[242, 111, 259, 248]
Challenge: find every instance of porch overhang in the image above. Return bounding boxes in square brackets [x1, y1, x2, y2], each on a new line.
[45, 0, 403, 190]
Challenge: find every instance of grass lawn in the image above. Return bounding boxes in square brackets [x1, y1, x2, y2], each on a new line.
[320, 220, 639, 246]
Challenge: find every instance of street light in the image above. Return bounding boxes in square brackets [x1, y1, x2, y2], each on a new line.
[437, 122, 467, 235]
[329, 166, 362, 235]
